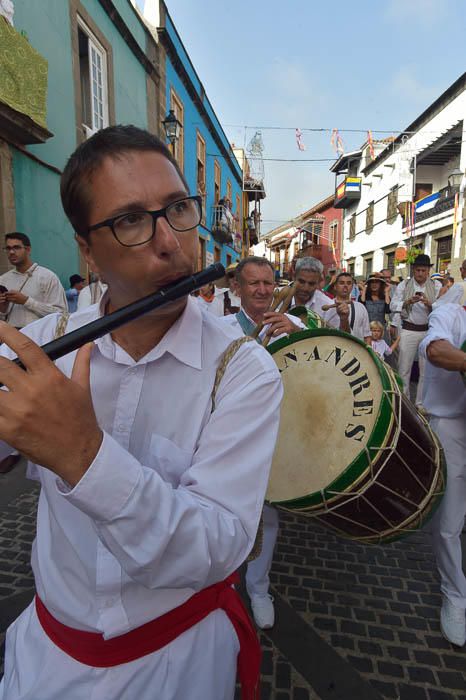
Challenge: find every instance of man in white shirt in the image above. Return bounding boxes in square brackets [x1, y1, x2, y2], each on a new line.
[0, 232, 67, 328]
[0, 232, 67, 474]
[0, 125, 282, 700]
[390, 254, 441, 407]
[221, 256, 304, 631]
[419, 303, 466, 647]
[322, 272, 371, 343]
[289, 256, 329, 318]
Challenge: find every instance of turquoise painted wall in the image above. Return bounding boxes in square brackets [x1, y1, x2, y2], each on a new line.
[81, 0, 148, 128]
[9, 0, 151, 286]
[12, 154, 77, 278]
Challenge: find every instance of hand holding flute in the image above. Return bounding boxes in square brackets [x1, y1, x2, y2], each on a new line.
[0, 265, 225, 485]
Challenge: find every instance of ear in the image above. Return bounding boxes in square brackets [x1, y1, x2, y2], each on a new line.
[75, 234, 99, 275]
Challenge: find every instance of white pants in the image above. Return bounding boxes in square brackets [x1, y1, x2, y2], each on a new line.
[431, 416, 466, 608]
[0, 600, 238, 700]
[398, 328, 427, 405]
[245, 504, 279, 597]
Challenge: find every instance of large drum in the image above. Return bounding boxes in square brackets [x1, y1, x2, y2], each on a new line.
[266, 329, 445, 544]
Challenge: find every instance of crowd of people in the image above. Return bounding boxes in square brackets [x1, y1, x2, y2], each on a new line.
[197, 253, 466, 648]
[0, 124, 463, 699]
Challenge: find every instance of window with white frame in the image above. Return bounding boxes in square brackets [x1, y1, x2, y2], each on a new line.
[77, 18, 109, 135]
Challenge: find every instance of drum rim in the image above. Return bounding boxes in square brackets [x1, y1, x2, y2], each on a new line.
[267, 328, 396, 508]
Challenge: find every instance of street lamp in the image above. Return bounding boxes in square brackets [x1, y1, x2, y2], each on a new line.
[448, 166, 463, 190]
[162, 109, 182, 150]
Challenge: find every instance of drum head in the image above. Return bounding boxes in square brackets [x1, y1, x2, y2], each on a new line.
[267, 329, 391, 505]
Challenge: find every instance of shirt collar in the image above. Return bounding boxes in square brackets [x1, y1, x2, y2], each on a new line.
[95, 293, 202, 370]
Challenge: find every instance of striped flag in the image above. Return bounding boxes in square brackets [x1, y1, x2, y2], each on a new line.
[295, 128, 306, 151]
[330, 128, 344, 155]
[367, 130, 375, 160]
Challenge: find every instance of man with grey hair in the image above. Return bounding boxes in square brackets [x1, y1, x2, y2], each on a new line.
[291, 256, 329, 317]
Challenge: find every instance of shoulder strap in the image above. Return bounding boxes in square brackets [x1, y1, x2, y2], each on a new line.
[4, 263, 39, 323]
[210, 333, 263, 561]
[54, 311, 70, 339]
[211, 336, 255, 412]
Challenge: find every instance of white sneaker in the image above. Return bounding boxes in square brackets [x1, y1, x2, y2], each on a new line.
[250, 594, 275, 629]
[440, 598, 466, 647]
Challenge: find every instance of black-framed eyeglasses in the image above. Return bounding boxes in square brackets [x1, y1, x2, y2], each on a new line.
[87, 195, 202, 247]
[3, 245, 26, 253]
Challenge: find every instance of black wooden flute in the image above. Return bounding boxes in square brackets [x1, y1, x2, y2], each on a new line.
[9, 263, 225, 370]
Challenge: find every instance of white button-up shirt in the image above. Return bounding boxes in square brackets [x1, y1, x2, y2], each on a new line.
[0, 263, 68, 328]
[390, 279, 441, 326]
[290, 289, 329, 318]
[323, 301, 371, 341]
[0, 295, 282, 638]
[419, 303, 466, 419]
[0, 264, 67, 328]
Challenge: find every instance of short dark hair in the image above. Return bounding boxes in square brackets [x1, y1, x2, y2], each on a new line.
[60, 125, 189, 236]
[235, 256, 274, 281]
[335, 272, 352, 284]
[5, 232, 31, 247]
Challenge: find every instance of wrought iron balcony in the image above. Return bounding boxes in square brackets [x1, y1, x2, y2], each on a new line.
[400, 188, 458, 227]
[334, 177, 362, 209]
[211, 205, 234, 245]
[415, 191, 457, 223]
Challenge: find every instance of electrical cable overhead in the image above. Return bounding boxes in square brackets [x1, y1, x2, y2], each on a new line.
[224, 123, 462, 136]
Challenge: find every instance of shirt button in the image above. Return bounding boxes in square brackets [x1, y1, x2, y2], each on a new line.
[118, 424, 125, 432]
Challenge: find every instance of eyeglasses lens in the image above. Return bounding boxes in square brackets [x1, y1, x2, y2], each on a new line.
[113, 199, 201, 246]
[166, 198, 201, 231]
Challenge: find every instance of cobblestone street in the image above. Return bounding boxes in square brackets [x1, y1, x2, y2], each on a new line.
[1, 471, 466, 699]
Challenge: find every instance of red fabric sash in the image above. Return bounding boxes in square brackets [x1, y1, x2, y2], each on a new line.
[35, 572, 260, 700]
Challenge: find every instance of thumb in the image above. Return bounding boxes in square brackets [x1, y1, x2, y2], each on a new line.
[71, 342, 94, 393]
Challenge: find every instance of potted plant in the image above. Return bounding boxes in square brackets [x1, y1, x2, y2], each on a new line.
[405, 246, 423, 265]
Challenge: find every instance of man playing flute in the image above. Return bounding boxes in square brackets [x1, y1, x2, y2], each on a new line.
[0, 125, 282, 700]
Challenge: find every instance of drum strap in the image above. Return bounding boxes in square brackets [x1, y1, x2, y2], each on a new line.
[52, 319, 265, 561]
[211, 335, 264, 562]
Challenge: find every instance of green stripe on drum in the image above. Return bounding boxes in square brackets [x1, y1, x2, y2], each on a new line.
[266, 328, 445, 544]
[288, 306, 326, 330]
[266, 328, 394, 510]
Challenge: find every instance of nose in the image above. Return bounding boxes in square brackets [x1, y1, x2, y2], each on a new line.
[151, 215, 181, 257]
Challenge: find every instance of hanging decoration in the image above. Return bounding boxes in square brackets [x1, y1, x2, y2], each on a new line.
[367, 130, 375, 160]
[295, 128, 306, 151]
[453, 192, 459, 238]
[330, 128, 344, 155]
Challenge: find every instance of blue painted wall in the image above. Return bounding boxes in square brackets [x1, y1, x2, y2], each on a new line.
[164, 10, 242, 264]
